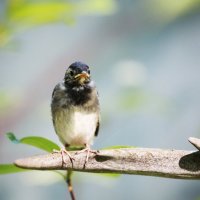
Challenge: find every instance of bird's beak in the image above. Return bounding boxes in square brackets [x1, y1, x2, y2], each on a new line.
[75, 71, 90, 83]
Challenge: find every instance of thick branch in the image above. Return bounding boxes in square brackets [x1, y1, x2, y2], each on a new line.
[15, 146, 200, 180]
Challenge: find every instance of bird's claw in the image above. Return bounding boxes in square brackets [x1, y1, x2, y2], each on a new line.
[75, 147, 99, 168]
[53, 149, 75, 165]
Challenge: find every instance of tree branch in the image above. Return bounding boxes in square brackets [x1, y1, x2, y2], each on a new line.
[14, 137, 200, 180]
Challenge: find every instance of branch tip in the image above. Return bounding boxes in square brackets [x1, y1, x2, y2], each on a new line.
[188, 137, 200, 151]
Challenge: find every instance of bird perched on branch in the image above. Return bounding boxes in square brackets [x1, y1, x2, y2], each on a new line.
[51, 61, 100, 166]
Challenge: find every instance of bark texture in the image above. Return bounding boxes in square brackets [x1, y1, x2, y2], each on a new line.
[14, 147, 200, 180]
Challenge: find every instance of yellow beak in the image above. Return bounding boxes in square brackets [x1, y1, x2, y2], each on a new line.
[75, 72, 90, 79]
[74, 72, 90, 84]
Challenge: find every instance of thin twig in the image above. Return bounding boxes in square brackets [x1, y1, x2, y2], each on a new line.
[66, 170, 76, 200]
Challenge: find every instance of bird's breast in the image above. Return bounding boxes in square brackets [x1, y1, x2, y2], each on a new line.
[73, 111, 98, 137]
[68, 111, 98, 146]
[54, 108, 98, 146]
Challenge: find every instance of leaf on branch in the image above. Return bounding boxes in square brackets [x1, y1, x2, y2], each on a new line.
[0, 164, 28, 175]
[102, 145, 135, 150]
[97, 173, 121, 178]
[6, 132, 60, 152]
[6, 132, 20, 143]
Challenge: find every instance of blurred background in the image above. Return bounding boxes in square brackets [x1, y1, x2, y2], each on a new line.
[1, 0, 200, 199]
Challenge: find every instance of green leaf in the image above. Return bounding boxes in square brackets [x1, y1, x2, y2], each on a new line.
[20, 136, 60, 152]
[6, 132, 60, 152]
[101, 145, 135, 150]
[97, 173, 121, 178]
[0, 164, 28, 175]
[9, 2, 75, 25]
[6, 132, 20, 143]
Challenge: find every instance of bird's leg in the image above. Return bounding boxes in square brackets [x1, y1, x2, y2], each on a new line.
[53, 144, 75, 166]
[76, 144, 98, 168]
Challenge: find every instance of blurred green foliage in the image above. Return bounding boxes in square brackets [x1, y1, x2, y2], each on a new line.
[0, 91, 15, 116]
[117, 89, 148, 111]
[1, 0, 200, 47]
[0, 164, 28, 174]
[0, 0, 117, 46]
[148, 0, 200, 23]
[6, 132, 60, 152]
[0, 133, 61, 175]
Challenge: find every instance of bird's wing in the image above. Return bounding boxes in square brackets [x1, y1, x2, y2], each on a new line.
[51, 83, 61, 98]
[94, 119, 100, 137]
[94, 90, 100, 137]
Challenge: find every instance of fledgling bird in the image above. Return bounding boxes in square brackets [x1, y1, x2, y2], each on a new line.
[51, 61, 100, 166]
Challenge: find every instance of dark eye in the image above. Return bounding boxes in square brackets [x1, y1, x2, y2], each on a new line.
[69, 70, 74, 76]
[88, 69, 90, 74]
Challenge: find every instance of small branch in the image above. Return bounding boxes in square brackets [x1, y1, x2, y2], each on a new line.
[66, 170, 76, 200]
[14, 139, 200, 180]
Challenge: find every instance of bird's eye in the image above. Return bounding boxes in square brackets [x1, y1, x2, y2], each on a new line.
[69, 70, 74, 76]
[88, 69, 90, 74]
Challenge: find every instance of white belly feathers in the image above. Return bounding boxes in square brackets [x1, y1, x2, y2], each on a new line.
[55, 109, 98, 146]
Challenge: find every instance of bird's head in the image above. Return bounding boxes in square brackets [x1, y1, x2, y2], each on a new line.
[64, 62, 91, 86]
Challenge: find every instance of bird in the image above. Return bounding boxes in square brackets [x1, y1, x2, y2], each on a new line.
[51, 61, 100, 166]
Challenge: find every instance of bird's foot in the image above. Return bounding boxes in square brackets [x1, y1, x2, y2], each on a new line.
[53, 149, 75, 166]
[75, 146, 99, 168]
